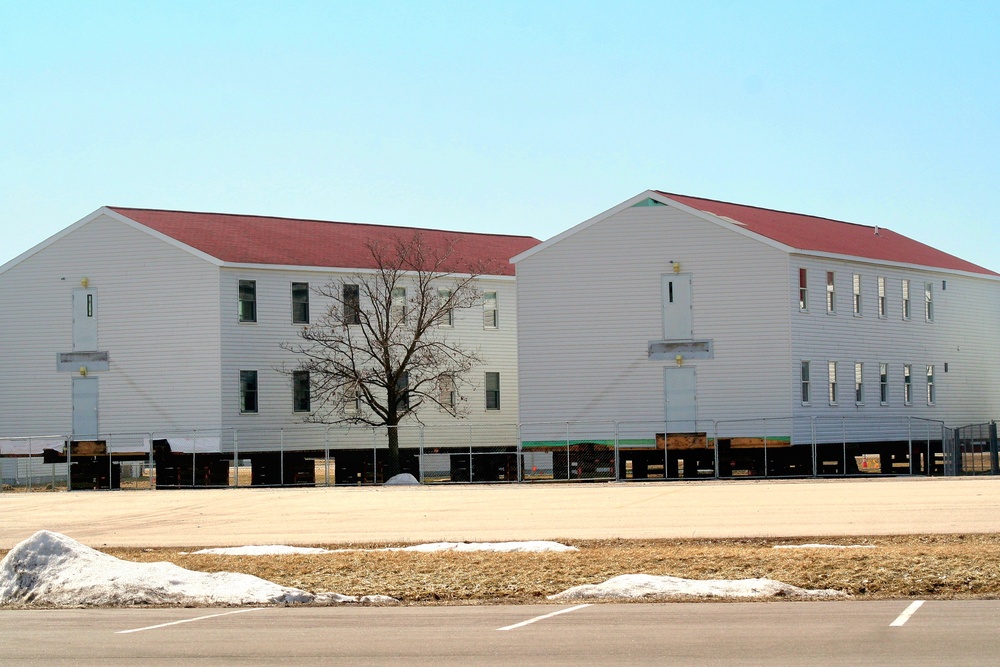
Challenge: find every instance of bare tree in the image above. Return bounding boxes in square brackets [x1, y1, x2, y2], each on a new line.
[282, 232, 487, 478]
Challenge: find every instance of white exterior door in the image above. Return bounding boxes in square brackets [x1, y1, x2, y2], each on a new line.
[661, 274, 692, 340]
[73, 289, 98, 351]
[72, 377, 99, 438]
[664, 367, 697, 432]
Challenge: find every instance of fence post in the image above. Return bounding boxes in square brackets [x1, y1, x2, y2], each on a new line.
[419, 425, 425, 484]
[516, 423, 523, 482]
[841, 417, 846, 476]
[713, 421, 719, 479]
[614, 421, 620, 482]
[233, 429, 240, 487]
[763, 419, 768, 478]
[811, 417, 817, 477]
[324, 426, 331, 487]
[990, 421, 999, 475]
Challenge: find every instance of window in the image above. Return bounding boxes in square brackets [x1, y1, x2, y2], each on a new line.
[880, 363, 888, 404]
[292, 370, 310, 412]
[343, 284, 361, 325]
[903, 365, 912, 405]
[438, 289, 453, 326]
[854, 362, 864, 404]
[902, 280, 911, 320]
[877, 276, 886, 318]
[485, 371, 500, 410]
[800, 361, 810, 404]
[238, 280, 257, 323]
[391, 287, 407, 320]
[924, 282, 934, 321]
[344, 383, 360, 413]
[291, 283, 309, 324]
[926, 365, 935, 404]
[852, 274, 862, 316]
[395, 372, 409, 411]
[239, 370, 258, 413]
[828, 361, 837, 405]
[439, 374, 456, 409]
[798, 269, 808, 311]
[484, 291, 498, 328]
[826, 272, 836, 314]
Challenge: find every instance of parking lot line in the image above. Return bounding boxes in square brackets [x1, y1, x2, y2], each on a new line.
[116, 608, 265, 634]
[890, 600, 925, 627]
[496, 604, 591, 631]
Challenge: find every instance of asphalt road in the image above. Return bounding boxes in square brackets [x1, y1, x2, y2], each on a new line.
[2, 476, 1000, 549]
[2, 600, 997, 665]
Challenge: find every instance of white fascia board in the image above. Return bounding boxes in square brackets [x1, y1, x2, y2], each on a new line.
[0, 207, 109, 275]
[510, 191, 660, 264]
[218, 262, 516, 281]
[101, 208, 224, 266]
[789, 250, 1000, 282]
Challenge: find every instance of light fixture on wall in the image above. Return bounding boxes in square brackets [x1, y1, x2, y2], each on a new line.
[675, 354, 683, 367]
[670, 261, 681, 274]
[80, 277, 89, 287]
[79, 366, 88, 376]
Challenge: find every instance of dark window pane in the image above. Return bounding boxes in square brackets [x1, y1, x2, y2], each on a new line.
[292, 283, 309, 324]
[239, 280, 257, 323]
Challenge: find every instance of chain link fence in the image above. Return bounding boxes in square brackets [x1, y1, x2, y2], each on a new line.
[0, 416, 978, 491]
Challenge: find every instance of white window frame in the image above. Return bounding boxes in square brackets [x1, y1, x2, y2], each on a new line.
[238, 280, 257, 323]
[879, 362, 889, 405]
[239, 370, 258, 414]
[902, 279, 911, 320]
[826, 272, 836, 314]
[438, 289, 453, 327]
[800, 361, 810, 405]
[877, 276, 887, 318]
[485, 371, 501, 410]
[291, 282, 310, 325]
[343, 284, 361, 325]
[798, 269, 808, 312]
[292, 370, 310, 413]
[391, 287, 407, 321]
[903, 364, 913, 405]
[483, 291, 498, 329]
[828, 361, 838, 405]
[926, 365, 935, 405]
[854, 362, 864, 404]
[439, 374, 456, 409]
[924, 282, 934, 322]
[852, 274, 862, 316]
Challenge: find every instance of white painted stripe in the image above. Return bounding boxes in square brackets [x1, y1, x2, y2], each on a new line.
[497, 604, 591, 631]
[116, 608, 264, 634]
[890, 600, 925, 627]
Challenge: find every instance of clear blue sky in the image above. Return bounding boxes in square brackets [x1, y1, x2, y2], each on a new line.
[3, 1, 998, 270]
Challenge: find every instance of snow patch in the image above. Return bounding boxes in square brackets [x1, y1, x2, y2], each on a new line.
[189, 541, 578, 555]
[0, 531, 397, 607]
[383, 473, 420, 486]
[549, 574, 844, 601]
[773, 544, 876, 549]
[185, 545, 333, 556]
[386, 541, 577, 553]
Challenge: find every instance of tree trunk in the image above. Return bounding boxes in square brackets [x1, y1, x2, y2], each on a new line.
[386, 422, 401, 478]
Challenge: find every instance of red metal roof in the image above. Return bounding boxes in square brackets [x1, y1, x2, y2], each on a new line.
[108, 208, 540, 276]
[658, 192, 998, 277]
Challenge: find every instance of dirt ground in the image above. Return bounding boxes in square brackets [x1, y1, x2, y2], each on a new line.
[3, 478, 1000, 605]
[24, 533, 1000, 605]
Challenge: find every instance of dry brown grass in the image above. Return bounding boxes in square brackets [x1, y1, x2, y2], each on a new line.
[70, 534, 1000, 604]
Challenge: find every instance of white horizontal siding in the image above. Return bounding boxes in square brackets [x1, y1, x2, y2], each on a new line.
[0, 214, 222, 436]
[790, 257, 1000, 426]
[516, 205, 792, 425]
[219, 268, 521, 433]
